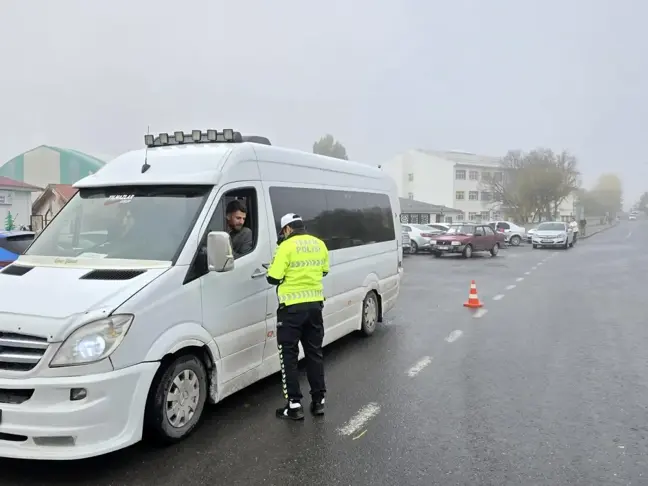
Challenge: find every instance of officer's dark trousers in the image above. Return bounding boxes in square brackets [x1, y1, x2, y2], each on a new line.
[276, 301, 326, 402]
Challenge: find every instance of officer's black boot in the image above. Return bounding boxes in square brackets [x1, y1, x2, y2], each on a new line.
[276, 400, 304, 420]
[310, 396, 325, 416]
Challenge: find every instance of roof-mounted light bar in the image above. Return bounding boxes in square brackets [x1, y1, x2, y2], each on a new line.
[144, 129, 271, 147]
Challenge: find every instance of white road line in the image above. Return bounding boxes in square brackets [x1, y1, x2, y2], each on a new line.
[338, 403, 381, 436]
[506, 284, 516, 290]
[524, 271, 531, 275]
[473, 308, 488, 318]
[626, 231, 632, 239]
[493, 294, 505, 301]
[445, 330, 463, 343]
[516, 277, 525, 282]
[532, 266, 538, 270]
[537, 262, 543, 266]
[406, 356, 432, 377]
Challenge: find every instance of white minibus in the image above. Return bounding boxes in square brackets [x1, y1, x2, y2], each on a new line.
[0, 129, 402, 460]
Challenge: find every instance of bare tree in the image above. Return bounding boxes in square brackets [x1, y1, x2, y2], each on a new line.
[481, 148, 580, 223]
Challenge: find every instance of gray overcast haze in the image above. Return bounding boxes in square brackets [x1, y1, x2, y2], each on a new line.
[1, 0, 646, 206]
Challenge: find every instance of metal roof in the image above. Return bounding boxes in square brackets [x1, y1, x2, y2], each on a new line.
[399, 197, 460, 214]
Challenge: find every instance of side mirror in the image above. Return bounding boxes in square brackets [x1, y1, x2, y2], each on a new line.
[206, 231, 235, 273]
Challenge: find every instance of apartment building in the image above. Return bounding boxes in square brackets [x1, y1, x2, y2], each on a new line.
[382, 149, 578, 223]
[381, 149, 504, 222]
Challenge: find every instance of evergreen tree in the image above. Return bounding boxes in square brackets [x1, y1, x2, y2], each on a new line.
[4, 211, 15, 231]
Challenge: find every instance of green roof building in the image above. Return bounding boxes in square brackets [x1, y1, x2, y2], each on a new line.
[0, 146, 108, 202]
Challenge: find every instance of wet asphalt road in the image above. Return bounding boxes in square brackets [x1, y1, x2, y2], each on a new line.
[2, 221, 646, 485]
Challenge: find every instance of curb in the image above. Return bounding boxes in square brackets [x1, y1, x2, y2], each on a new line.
[580, 222, 619, 240]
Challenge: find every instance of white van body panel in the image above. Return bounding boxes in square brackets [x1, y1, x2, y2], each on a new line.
[0, 140, 401, 460]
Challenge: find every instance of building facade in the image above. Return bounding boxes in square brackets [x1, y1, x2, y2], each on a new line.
[383, 149, 577, 223]
[0, 177, 42, 229]
[31, 184, 78, 231]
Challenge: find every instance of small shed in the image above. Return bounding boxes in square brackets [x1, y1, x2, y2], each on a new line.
[399, 197, 462, 224]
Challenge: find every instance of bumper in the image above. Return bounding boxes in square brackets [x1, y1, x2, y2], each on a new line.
[0, 361, 159, 460]
[533, 239, 566, 248]
[433, 244, 464, 254]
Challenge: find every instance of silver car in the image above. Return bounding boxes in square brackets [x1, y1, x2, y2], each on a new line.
[402, 223, 444, 254]
[402, 228, 411, 253]
[532, 221, 574, 249]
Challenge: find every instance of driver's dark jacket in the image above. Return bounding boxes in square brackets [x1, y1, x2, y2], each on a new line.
[229, 226, 253, 258]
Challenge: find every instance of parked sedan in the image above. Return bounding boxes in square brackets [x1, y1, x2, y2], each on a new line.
[431, 223, 504, 258]
[401, 227, 411, 254]
[487, 220, 526, 246]
[532, 221, 574, 249]
[0, 230, 35, 267]
[402, 224, 444, 254]
[426, 223, 450, 233]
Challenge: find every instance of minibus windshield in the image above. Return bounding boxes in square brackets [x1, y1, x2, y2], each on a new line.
[27, 185, 211, 262]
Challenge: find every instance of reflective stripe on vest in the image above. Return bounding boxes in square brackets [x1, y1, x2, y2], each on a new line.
[277, 235, 327, 306]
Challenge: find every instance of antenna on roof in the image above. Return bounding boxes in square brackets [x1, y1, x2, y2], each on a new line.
[141, 125, 152, 174]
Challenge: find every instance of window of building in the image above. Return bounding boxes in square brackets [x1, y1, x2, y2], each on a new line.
[268, 187, 395, 251]
[455, 170, 466, 180]
[468, 212, 479, 221]
[482, 172, 492, 181]
[469, 191, 479, 201]
[456, 213, 464, 221]
[444, 216, 453, 223]
[455, 191, 465, 200]
[408, 192, 414, 200]
[481, 191, 492, 202]
[493, 172, 503, 182]
[469, 170, 479, 180]
[493, 193, 503, 202]
[481, 211, 490, 220]
[408, 173, 414, 182]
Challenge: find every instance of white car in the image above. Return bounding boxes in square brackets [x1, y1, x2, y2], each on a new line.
[487, 221, 526, 246]
[532, 221, 574, 249]
[526, 227, 538, 244]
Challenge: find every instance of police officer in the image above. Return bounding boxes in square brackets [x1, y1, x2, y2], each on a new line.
[266, 213, 329, 420]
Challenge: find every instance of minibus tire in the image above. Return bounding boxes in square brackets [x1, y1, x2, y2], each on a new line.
[144, 354, 208, 444]
[360, 291, 379, 337]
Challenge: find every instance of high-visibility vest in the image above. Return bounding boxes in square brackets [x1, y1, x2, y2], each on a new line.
[267, 234, 329, 306]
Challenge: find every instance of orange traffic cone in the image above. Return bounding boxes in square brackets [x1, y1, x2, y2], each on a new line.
[463, 280, 483, 308]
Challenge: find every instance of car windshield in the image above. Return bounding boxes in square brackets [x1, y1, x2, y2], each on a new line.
[446, 225, 475, 235]
[537, 222, 565, 231]
[26, 185, 211, 263]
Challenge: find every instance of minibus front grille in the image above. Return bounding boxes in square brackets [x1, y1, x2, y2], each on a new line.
[0, 332, 49, 371]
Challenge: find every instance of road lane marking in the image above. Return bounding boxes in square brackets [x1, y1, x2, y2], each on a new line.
[626, 231, 632, 239]
[445, 330, 463, 343]
[516, 277, 524, 282]
[352, 430, 368, 440]
[524, 271, 531, 275]
[473, 308, 488, 318]
[537, 262, 543, 266]
[406, 356, 432, 377]
[493, 294, 505, 301]
[532, 266, 538, 270]
[338, 403, 381, 436]
[506, 285, 516, 290]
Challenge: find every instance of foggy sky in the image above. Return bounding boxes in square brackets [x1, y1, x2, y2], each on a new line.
[1, 0, 646, 207]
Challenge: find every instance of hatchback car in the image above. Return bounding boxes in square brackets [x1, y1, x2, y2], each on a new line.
[0, 230, 35, 267]
[532, 222, 574, 249]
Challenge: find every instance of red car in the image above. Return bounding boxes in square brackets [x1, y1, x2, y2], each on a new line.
[431, 223, 504, 258]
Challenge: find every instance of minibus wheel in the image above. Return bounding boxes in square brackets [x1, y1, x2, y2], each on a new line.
[144, 354, 208, 444]
[360, 291, 379, 337]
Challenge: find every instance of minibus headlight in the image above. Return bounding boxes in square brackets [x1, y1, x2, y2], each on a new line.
[50, 315, 134, 367]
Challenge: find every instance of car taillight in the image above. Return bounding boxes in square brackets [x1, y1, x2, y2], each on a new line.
[421, 233, 434, 238]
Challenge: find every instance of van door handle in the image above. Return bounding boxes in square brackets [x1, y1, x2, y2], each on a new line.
[251, 269, 267, 279]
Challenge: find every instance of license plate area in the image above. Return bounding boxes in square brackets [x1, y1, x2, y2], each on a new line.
[541, 239, 552, 243]
[438, 246, 449, 250]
